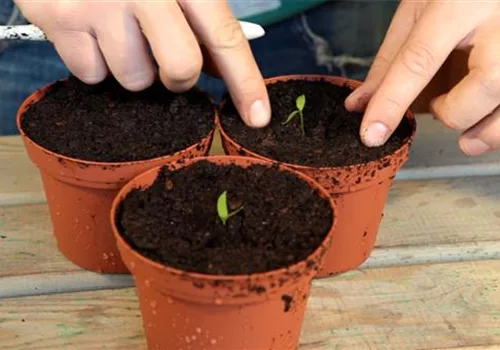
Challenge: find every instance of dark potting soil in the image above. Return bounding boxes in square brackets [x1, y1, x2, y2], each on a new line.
[220, 79, 413, 167]
[21, 76, 214, 162]
[116, 160, 333, 275]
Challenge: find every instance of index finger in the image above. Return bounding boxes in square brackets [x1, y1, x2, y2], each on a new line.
[179, 1, 270, 128]
[361, 2, 479, 147]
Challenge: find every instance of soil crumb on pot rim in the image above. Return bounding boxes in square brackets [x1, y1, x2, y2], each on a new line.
[115, 160, 333, 275]
[20, 75, 215, 162]
[220, 78, 413, 168]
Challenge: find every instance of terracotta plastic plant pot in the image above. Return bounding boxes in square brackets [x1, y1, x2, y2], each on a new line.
[110, 155, 336, 350]
[16, 81, 216, 274]
[217, 75, 417, 278]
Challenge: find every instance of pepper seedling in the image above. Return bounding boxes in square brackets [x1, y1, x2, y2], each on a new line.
[217, 191, 244, 225]
[282, 94, 306, 135]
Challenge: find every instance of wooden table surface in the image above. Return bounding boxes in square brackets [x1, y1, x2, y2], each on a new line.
[1, 115, 499, 350]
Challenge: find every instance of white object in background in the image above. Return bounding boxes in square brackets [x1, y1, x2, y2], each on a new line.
[0, 24, 46, 41]
[239, 21, 266, 40]
[0, 21, 265, 41]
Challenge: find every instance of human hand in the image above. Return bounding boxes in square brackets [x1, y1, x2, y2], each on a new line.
[345, 0, 500, 156]
[14, 0, 270, 127]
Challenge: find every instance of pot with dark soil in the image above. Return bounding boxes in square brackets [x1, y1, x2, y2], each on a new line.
[16, 75, 216, 273]
[111, 156, 336, 350]
[217, 75, 416, 277]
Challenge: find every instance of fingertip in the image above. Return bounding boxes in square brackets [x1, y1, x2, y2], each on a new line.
[69, 61, 108, 85]
[459, 136, 490, 157]
[248, 99, 271, 128]
[360, 121, 391, 147]
[159, 69, 200, 93]
[118, 70, 156, 92]
[77, 73, 107, 85]
[429, 95, 444, 119]
[52, 32, 109, 86]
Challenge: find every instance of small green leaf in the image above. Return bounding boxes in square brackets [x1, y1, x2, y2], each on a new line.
[282, 110, 299, 125]
[217, 191, 243, 225]
[296, 94, 306, 111]
[217, 191, 229, 225]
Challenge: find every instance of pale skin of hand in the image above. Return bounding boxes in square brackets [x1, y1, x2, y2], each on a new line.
[345, 0, 500, 157]
[14, 0, 271, 128]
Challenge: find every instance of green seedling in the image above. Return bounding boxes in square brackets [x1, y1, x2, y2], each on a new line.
[282, 94, 306, 135]
[217, 191, 244, 225]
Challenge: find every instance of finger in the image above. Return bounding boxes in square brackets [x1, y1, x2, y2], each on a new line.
[431, 68, 500, 131]
[180, 0, 270, 128]
[94, 12, 155, 91]
[345, 1, 418, 112]
[361, 2, 482, 147]
[51, 31, 108, 84]
[134, 1, 203, 92]
[460, 106, 500, 156]
[431, 25, 500, 131]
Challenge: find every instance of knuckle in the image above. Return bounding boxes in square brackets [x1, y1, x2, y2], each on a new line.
[477, 65, 500, 97]
[372, 55, 391, 71]
[208, 18, 246, 51]
[366, 55, 392, 80]
[401, 41, 436, 78]
[47, 1, 79, 29]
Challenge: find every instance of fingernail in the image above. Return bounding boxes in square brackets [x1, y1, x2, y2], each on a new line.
[249, 99, 270, 128]
[362, 122, 390, 147]
[460, 138, 490, 156]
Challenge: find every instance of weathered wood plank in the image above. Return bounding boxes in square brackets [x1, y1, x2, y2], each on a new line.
[3, 241, 500, 299]
[1, 174, 499, 281]
[362, 241, 500, 269]
[0, 136, 44, 205]
[0, 204, 73, 277]
[380, 176, 500, 248]
[405, 115, 500, 169]
[303, 260, 500, 350]
[1, 260, 499, 350]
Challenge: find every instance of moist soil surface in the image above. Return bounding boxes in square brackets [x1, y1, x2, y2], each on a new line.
[21, 76, 214, 162]
[220, 79, 413, 167]
[116, 160, 333, 275]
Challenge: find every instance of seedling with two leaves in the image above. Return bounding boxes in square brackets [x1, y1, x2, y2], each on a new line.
[282, 94, 306, 135]
[217, 191, 244, 225]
